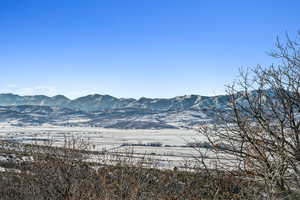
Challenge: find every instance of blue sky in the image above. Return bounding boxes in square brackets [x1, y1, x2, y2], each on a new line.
[0, 0, 299, 99]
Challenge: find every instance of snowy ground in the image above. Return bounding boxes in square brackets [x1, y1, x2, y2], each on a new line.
[0, 123, 233, 170]
[0, 123, 204, 149]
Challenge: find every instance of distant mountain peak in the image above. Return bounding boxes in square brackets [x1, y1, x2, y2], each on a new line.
[52, 95, 69, 100]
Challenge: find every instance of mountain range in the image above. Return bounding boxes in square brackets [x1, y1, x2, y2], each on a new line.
[0, 93, 230, 112]
[0, 93, 232, 129]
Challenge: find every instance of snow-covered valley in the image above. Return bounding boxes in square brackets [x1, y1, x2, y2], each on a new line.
[0, 123, 225, 170]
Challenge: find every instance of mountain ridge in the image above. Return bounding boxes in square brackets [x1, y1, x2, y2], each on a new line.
[0, 93, 238, 129]
[0, 93, 229, 112]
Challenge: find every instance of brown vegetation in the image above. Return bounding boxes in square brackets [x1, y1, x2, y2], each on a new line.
[0, 140, 260, 200]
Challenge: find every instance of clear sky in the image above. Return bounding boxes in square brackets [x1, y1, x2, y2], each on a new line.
[0, 0, 299, 99]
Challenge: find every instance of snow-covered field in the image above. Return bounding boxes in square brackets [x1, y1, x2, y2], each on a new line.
[0, 123, 230, 170]
[0, 123, 204, 149]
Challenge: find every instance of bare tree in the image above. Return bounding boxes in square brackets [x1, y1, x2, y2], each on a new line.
[199, 32, 300, 199]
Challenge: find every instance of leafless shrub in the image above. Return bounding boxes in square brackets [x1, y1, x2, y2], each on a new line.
[0, 138, 261, 200]
[0, 139, 105, 200]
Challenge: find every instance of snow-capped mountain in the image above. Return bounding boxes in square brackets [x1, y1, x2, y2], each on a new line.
[0, 93, 230, 112]
[0, 93, 232, 129]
